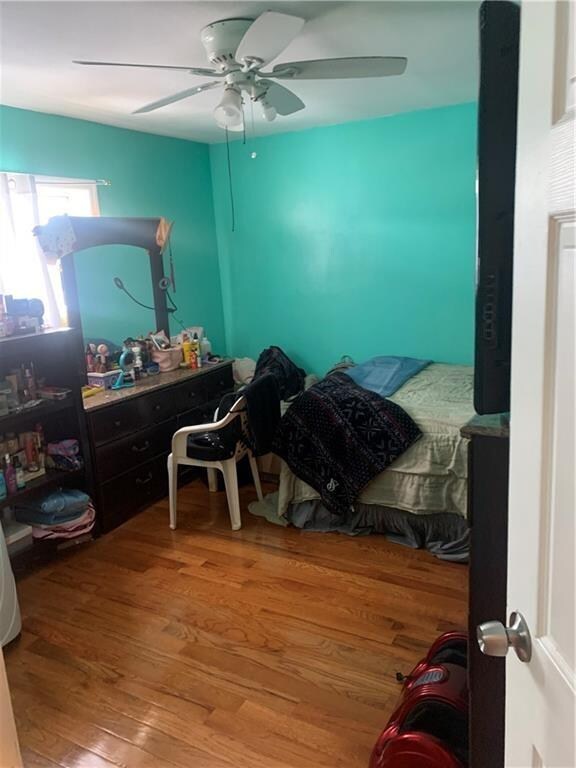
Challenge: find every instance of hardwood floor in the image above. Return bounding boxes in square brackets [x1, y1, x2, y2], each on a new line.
[5, 479, 468, 768]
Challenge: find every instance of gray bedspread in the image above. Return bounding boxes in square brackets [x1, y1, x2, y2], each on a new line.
[249, 492, 469, 562]
[287, 499, 470, 561]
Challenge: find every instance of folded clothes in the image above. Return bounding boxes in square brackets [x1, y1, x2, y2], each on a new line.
[32, 504, 95, 540]
[31, 503, 95, 531]
[15, 488, 91, 525]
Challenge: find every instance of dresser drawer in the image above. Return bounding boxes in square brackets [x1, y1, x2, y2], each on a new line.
[90, 400, 143, 446]
[176, 399, 222, 429]
[172, 365, 233, 415]
[95, 419, 176, 482]
[173, 378, 206, 414]
[201, 365, 234, 398]
[90, 389, 176, 446]
[144, 389, 176, 425]
[100, 454, 168, 532]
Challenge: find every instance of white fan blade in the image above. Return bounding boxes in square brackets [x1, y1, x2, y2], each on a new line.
[235, 12, 304, 67]
[133, 81, 222, 114]
[271, 57, 407, 80]
[74, 60, 221, 77]
[258, 80, 305, 116]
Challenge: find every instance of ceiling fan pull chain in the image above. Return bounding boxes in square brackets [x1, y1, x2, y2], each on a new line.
[225, 127, 236, 233]
[250, 100, 257, 159]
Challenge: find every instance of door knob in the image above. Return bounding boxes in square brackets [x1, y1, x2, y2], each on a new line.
[477, 611, 532, 662]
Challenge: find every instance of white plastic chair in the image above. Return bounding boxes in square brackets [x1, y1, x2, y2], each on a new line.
[167, 395, 263, 531]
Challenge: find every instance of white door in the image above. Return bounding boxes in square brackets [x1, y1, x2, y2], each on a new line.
[0, 646, 22, 767]
[506, 1, 575, 766]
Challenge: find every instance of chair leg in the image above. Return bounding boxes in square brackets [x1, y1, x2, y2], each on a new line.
[248, 453, 264, 502]
[221, 459, 241, 531]
[207, 468, 218, 493]
[167, 453, 178, 530]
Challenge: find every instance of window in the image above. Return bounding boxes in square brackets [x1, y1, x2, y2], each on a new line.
[36, 178, 100, 220]
[0, 173, 100, 328]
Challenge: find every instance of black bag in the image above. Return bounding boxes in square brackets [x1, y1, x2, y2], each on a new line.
[254, 346, 305, 401]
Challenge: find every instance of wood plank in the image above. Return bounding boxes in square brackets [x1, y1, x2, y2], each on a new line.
[5, 479, 468, 768]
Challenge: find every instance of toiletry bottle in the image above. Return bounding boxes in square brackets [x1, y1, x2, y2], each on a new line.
[19, 364, 30, 402]
[25, 364, 37, 400]
[34, 423, 45, 470]
[35, 423, 45, 452]
[182, 334, 192, 366]
[85, 344, 95, 372]
[0, 469, 6, 501]
[200, 336, 212, 363]
[191, 333, 201, 369]
[131, 345, 143, 379]
[4, 454, 17, 495]
[13, 456, 25, 490]
[25, 434, 39, 472]
[6, 432, 18, 454]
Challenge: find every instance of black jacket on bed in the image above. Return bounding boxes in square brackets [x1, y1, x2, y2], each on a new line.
[272, 371, 422, 516]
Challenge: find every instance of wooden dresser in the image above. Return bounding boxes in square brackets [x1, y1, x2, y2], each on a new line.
[84, 361, 234, 532]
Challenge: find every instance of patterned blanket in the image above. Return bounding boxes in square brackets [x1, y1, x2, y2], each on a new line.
[273, 371, 422, 516]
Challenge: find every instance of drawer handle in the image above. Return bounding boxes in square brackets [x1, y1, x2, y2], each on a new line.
[135, 473, 153, 486]
[114, 420, 122, 427]
[131, 441, 150, 453]
[153, 404, 162, 411]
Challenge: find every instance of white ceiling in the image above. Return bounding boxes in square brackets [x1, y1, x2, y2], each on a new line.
[0, 1, 480, 144]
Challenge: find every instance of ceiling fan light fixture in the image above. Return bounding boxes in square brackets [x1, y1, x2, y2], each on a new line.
[74, 12, 409, 134]
[227, 121, 245, 133]
[259, 96, 277, 122]
[214, 86, 243, 129]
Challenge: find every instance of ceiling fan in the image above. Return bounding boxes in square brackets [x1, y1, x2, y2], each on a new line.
[74, 11, 407, 132]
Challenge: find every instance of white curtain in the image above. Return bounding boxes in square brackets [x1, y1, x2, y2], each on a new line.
[0, 173, 62, 328]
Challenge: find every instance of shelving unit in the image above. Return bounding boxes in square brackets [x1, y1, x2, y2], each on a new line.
[2, 468, 84, 507]
[0, 327, 74, 346]
[0, 327, 93, 566]
[0, 398, 75, 434]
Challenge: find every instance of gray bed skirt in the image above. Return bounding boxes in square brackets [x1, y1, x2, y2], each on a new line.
[249, 492, 469, 562]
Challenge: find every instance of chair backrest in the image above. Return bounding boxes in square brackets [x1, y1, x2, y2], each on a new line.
[215, 394, 245, 424]
[229, 395, 246, 414]
[172, 394, 248, 459]
[215, 395, 248, 460]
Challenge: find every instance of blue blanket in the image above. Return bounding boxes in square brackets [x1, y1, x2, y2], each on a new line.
[345, 356, 431, 397]
[15, 488, 90, 525]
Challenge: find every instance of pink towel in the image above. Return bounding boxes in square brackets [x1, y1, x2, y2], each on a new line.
[32, 504, 95, 540]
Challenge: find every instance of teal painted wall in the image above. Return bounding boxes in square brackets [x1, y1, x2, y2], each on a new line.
[210, 103, 477, 375]
[1, 102, 477, 372]
[0, 105, 225, 350]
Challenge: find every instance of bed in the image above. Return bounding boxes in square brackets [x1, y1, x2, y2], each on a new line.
[250, 363, 475, 560]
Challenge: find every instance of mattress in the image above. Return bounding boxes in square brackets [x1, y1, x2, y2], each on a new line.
[276, 364, 475, 519]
